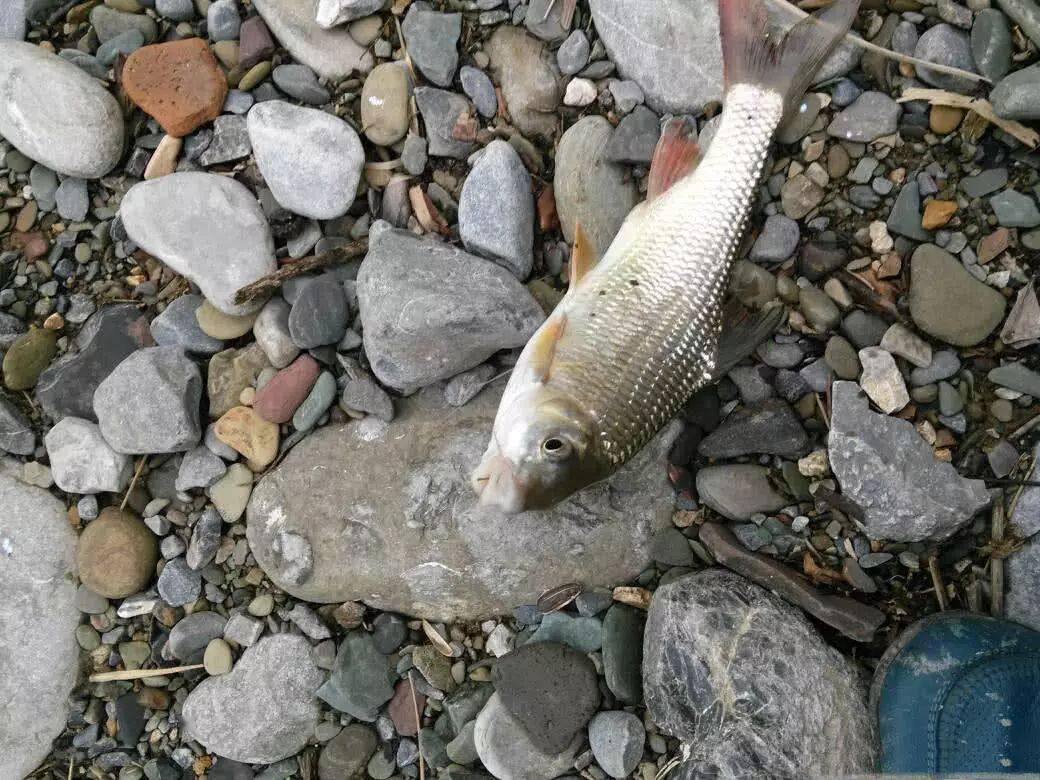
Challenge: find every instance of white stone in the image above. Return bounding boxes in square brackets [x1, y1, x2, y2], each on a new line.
[252, 297, 300, 369]
[563, 77, 598, 106]
[45, 417, 132, 494]
[858, 347, 909, 414]
[252, 0, 373, 80]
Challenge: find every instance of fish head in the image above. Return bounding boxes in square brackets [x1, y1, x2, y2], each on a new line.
[471, 386, 603, 514]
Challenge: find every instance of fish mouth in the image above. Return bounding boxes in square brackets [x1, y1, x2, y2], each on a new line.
[471, 453, 527, 515]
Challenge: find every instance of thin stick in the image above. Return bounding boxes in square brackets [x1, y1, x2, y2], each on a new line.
[1012, 411, 1040, 439]
[120, 456, 147, 512]
[409, 673, 425, 780]
[1007, 457, 1037, 523]
[770, 0, 990, 84]
[233, 242, 368, 305]
[991, 490, 1006, 617]
[89, 663, 204, 683]
[928, 555, 948, 611]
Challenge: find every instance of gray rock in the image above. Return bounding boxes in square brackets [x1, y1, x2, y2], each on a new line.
[316, 0, 385, 27]
[272, 63, 330, 104]
[169, 610, 227, 661]
[339, 370, 393, 422]
[157, 557, 202, 606]
[1009, 440, 1040, 537]
[402, 2, 460, 87]
[887, 181, 931, 242]
[316, 631, 394, 719]
[224, 612, 264, 647]
[120, 173, 277, 316]
[990, 189, 1040, 227]
[289, 273, 349, 348]
[96, 29, 144, 66]
[485, 26, 561, 139]
[318, 724, 378, 779]
[89, 5, 158, 42]
[602, 604, 644, 705]
[45, 417, 131, 494]
[910, 349, 961, 386]
[961, 167, 1008, 198]
[528, 611, 602, 652]
[252, 0, 372, 80]
[176, 447, 227, 492]
[474, 693, 581, 780]
[0, 0, 25, 39]
[914, 23, 978, 91]
[356, 227, 543, 393]
[555, 115, 638, 258]
[55, 177, 88, 221]
[459, 140, 534, 280]
[992, 63, 1040, 120]
[93, 347, 203, 455]
[37, 304, 154, 422]
[0, 313, 27, 350]
[642, 569, 877, 778]
[252, 298, 298, 369]
[414, 87, 475, 159]
[989, 362, 1040, 396]
[557, 29, 590, 75]
[589, 711, 644, 779]
[198, 115, 251, 166]
[994, 0, 1040, 49]
[829, 381, 990, 541]
[610, 79, 644, 113]
[749, 214, 800, 262]
[0, 41, 124, 177]
[183, 634, 324, 764]
[0, 396, 34, 455]
[827, 91, 900, 142]
[842, 310, 889, 349]
[695, 464, 786, 521]
[157, 0, 194, 20]
[1007, 533, 1040, 631]
[248, 101, 362, 220]
[908, 244, 1006, 346]
[460, 65, 497, 118]
[604, 105, 660, 165]
[0, 459, 80, 780]
[972, 9, 1012, 82]
[698, 399, 808, 459]
[30, 164, 57, 212]
[208, 0, 240, 40]
[152, 295, 224, 356]
[246, 385, 676, 619]
[444, 364, 496, 407]
[294, 371, 338, 429]
[526, 0, 567, 41]
[402, 134, 428, 175]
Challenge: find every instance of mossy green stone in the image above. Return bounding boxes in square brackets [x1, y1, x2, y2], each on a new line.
[3, 328, 57, 390]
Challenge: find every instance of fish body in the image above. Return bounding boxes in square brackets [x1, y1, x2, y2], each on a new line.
[473, 0, 860, 513]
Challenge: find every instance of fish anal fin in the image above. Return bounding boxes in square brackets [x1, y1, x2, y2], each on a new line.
[569, 221, 597, 288]
[647, 117, 700, 201]
[528, 313, 567, 384]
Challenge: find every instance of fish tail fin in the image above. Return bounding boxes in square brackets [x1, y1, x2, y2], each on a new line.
[719, 0, 859, 117]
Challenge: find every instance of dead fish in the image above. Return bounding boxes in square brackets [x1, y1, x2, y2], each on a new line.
[472, 0, 860, 514]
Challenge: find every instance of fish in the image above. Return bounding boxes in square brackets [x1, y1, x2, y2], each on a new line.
[471, 0, 860, 514]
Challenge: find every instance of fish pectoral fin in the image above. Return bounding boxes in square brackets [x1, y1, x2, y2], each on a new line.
[528, 313, 568, 384]
[647, 117, 701, 201]
[568, 221, 598, 288]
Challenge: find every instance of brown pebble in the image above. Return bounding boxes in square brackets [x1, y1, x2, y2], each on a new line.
[144, 134, 182, 180]
[929, 105, 964, 135]
[387, 679, 424, 736]
[921, 200, 957, 230]
[76, 507, 159, 600]
[214, 405, 279, 469]
[122, 39, 228, 137]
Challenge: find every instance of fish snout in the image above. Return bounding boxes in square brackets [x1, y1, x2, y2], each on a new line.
[471, 453, 527, 515]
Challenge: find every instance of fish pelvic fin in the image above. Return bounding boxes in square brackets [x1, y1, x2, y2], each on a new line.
[647, 118, 701, 202]
[528, 313, 568, 384]
[719, 0, 859, 120]
[569, 221, 598, 288]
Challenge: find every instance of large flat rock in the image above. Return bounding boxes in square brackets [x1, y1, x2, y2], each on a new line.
[247, 386, 676, 620]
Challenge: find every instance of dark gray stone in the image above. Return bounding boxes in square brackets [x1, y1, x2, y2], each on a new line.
[826, 91, 900, 143]
[602, 604, 644, 705]
[289, 274, 349, 349]
[187, 507, 223, 570]
[460, 65, 497, 118]
[0, 396, 34, 455]
[698, 398, 808, 459]
[157, 557, 202, 607]
[168, 610, 227, 661]
[151, 295, 224, 355]
[318, 724, 377, 780]
[402, 2, 461, 87]
[695, 464, 786, 521]
[972, 8, 1012, 82]
[914, 22, 978, 91]
[960, 168, 1008, 198]
[317, 632, 395, 719]
[642, 569, 877, 777]
[557, 29, 590, 76]
[588, 711, 645, 779]
[887, 181, 931, 241]
[414, 87, 475, 159]
[604, 105, 660, 165]
[198, 115, 251, 166]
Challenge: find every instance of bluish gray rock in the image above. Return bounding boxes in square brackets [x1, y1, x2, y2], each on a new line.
[207, 0, 240, 40]
[604, 104, 660, 165]
[557, 29, 590, 75]
[695, 464, 787, 521]
[272, 63, 330, 104]
[317, 632, 394, 719]
[749, 214, 800, 262]
[157, 557, 202, 606]
[994, 0, 1040, 48]
[698, 398, 809, 459]
[119, 173, 277, 316]
[89, 5, 158, 41]
[186, 506, 224, 569]
[827, 91, 900, 143]
[169, 610, 227, 661]
[0, 396, 34, 455]
[460, 65, 497, 118]
[93, 347, 203, 454]
[156, 0, 194, 20]
[1007, 533, 1040, 632]
[182, 635, 324, 763]
[288, 273, 349, 349]
[972, 8, 1012, 81]
[474, 693, 581, 779]
[589, 711, 645, 779]
[0, 41, 124, 177]
[45, 417, 132, 494]
[315, 0, 385, 28]
[246, 385, 677, 619]
[247, 101, 363, 220]
[414, 87, 475, 159]
[829, 381, 990, 541]
[459, 140, 534, 279]
[151, 295, 224, 355]
[643, 569, 877, 778]
[252, 0, 373, 79]
[356, 227, 543, 393]
[992, 63, 1040, 121]
[914, 22, 978, 91]
[0, 459, 80, 780]
[402, 2, 460, 87]
[991, 189, 1040, 227]
[55, 176, 89, 221]
[176, 446, 227, 493]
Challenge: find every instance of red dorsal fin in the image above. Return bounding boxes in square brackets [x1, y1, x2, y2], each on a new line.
[647, 117, 701, 201]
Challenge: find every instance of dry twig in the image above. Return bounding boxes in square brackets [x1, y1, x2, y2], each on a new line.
[991, 490, 1006, 617]
[89, 664, 204, 683]
[233, 242, 368, 305]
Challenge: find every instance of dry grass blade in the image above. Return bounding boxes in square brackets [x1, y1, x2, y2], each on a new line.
[120, 456, 147, 512]
[409, 673, 425, 780]
[89, 663, 204, 682]
[536, 582, 582, 613]
[927, 554, 948, 611]
[899, 88, 1040, 148]
[421, 619, 454, 657]
[770, 0, 990, 83]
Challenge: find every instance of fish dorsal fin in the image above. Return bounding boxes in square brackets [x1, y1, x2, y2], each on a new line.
[648, 117, 701, 201]
[569, 221, 597, 288]
[528, 313, 567, 384]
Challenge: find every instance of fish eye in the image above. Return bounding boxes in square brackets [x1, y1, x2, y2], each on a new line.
[541, 436, 571, 460]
